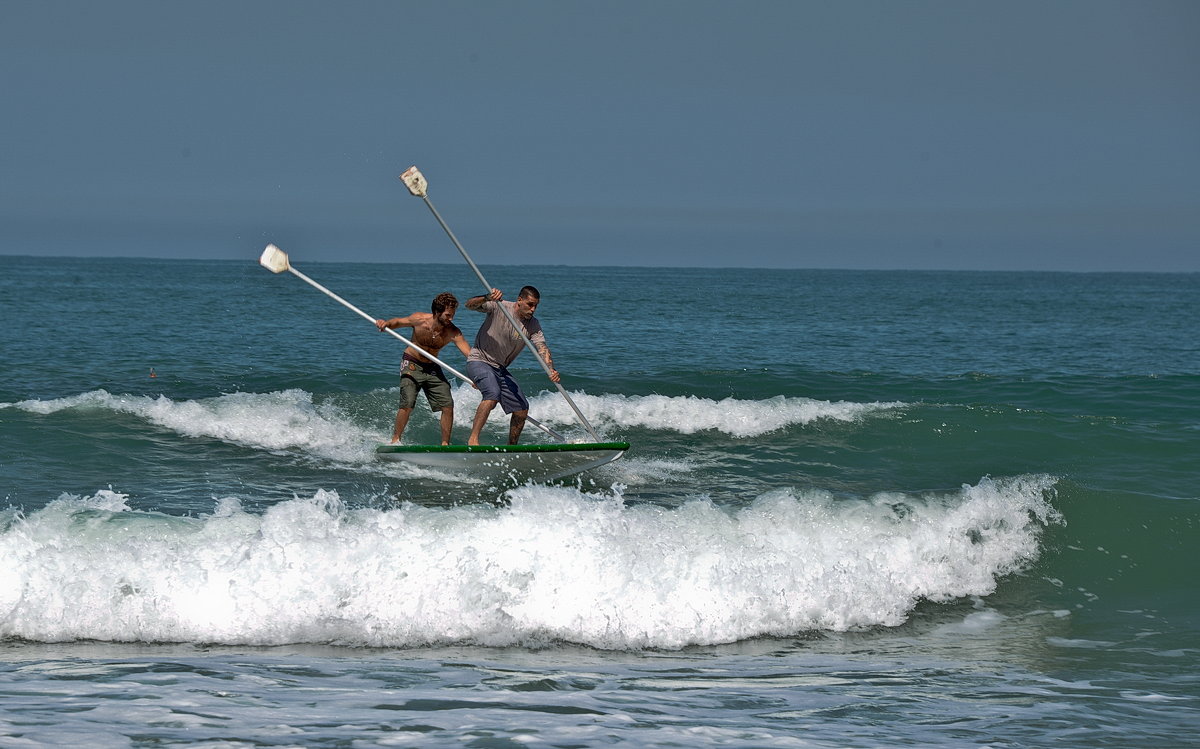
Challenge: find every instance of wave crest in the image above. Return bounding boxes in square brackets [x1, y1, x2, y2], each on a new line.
[0, 476, 1059, 649]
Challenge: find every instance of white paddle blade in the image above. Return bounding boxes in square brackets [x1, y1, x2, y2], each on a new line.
[259, 244, 291, 274]
[400, 166, 428, 197]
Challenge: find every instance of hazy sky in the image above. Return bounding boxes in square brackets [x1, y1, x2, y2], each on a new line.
[2, 1, 1197, 270]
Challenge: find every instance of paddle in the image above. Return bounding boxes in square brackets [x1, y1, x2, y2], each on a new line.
[398, 166, 602, 442]
[257, 244, 566, 442]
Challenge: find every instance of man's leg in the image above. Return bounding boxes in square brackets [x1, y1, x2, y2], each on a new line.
[391, 408, 413, 443]
[423, 371, 456, 446]
[393, 372, 421, 443]
[508, 409, 528, 445]
[469, 400, 498, 445]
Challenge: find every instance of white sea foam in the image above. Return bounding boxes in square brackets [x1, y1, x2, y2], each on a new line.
[9, 389, 378, 463]
[429, 384, 901, 438]
[596, 455, 698, 483]
[0, 475, 1060, 649]
[520, 390, 904, 437]
[935, 607, 1007, 635]
[6, 387, 903, 464]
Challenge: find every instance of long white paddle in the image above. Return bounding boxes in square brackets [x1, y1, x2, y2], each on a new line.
[258, 244, 565, 442]
[398, 166, 601, 442]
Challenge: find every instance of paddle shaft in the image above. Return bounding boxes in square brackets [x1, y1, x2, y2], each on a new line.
[282, 264, 565, 442]
[418, 195, 601, 442]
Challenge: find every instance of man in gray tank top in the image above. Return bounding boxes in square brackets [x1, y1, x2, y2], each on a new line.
[464, 285, 561, 444]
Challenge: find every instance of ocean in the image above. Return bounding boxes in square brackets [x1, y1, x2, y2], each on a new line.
[1, 253, 1197, 747]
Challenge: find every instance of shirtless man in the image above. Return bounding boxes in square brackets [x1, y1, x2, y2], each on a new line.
[375, 292, 470, 445]
[464, 286, 561, 445]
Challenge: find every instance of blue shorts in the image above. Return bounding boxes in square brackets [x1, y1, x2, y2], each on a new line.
[467, 361, 529, 415]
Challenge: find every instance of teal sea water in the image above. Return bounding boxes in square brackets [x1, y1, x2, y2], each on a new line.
[1, 254, 1197, 746]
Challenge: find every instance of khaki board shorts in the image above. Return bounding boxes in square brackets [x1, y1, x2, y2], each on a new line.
[399, 360, 453, 411]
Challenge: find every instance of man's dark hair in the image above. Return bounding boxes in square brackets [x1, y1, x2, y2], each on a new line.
[517, 286, 540, 301]
[431, 292, 458, 315]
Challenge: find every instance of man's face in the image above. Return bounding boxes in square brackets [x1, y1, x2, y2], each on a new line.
[514, 295, 539, 320]
[437, 307, 456, 326]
